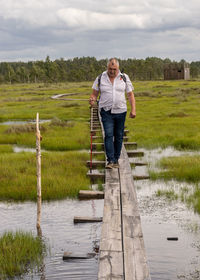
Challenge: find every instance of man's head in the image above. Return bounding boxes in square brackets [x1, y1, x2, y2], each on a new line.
[107, 58, 119, 78]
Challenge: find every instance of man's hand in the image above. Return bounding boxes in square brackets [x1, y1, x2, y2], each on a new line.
[89, 90, 99, 106]
[129, 112, 136, 118]
[89, 97, 95, 106]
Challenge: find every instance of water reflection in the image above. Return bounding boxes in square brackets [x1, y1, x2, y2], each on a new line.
[136, 179, 200, 280]
[0, 199, 103, 280]
[1, 166, 200, 279]
[0, 120, 51, 125]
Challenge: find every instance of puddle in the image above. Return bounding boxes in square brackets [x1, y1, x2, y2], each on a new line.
[130, 146, 200, 175]
[0, 120, 51, 125]
[12, 146, 89, 153]
[129, 147, 200, 279]
[13, 146, 37, 153]
[1, 146, 200, 279]
[136, 178, 200, 280]
[13, 145, 47, 153]
[144, 146, 200, 170]
[0, 199, 104, 280]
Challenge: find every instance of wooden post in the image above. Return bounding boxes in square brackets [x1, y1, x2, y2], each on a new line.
[36, 113, 42, 236]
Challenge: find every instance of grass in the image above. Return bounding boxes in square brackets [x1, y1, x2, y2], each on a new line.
[0, 231, 46, 279]
[185, 185, 200, 214]
[126, 80, 200, 150]
[151, 155, 200, 214]
[0, 151, 90, 201]
[1, 119, 90, 151]
[0, 82, 91, 122]
[156, 184, 200, 215]
[150, 155, 200, 183]
[1, 80, 200, 202]
[156, 189, 178, 200]
[0, 144, 13, 153]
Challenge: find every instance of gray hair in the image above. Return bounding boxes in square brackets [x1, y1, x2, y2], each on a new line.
[107, 58, 119, 68]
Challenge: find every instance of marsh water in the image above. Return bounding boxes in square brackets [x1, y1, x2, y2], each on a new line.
[0, 120, 51, 125]
[1, 147, 200, 279]
[1, 183, 200, 279]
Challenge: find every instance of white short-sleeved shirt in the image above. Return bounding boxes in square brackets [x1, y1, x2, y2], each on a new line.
[92, 71, 134, 114]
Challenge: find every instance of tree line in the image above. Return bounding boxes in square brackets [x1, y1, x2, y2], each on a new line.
[0, 56, 200, 84]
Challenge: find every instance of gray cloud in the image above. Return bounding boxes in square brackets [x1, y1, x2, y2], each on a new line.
[0, 0, 199, 61]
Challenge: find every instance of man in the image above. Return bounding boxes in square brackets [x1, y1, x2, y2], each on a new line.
[89, 58, 136, 169]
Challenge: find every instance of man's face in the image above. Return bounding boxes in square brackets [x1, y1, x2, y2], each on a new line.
[107, 61, 119, 78]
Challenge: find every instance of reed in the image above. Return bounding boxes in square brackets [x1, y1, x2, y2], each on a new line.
[0, 144, 13, 153]
[1, 121, 90, 151]
[0, 231, 46, 279]
[150, 155, 200, 183]
[0, 151, 90, 201]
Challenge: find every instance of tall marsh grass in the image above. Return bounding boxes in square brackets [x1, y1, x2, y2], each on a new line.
[0, 231, 46, 279]
[150, 155, 200, 183]
[1, 120, 90, 151]
[126, 80, 200, 149]
[0, 151, 90, 201]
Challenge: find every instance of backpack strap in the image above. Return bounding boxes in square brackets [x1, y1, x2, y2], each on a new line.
[120, 73, 126, 83]
[98, 73, 102, 91]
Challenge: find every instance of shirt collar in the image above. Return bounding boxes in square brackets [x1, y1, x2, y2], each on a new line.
[106, 70, 122, 78]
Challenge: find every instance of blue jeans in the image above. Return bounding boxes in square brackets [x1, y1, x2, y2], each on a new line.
[100, 109, 126, 163]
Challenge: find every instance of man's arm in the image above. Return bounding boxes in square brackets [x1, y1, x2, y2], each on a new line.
[127, 91, 136, 118]
[89, 89, 99, 106]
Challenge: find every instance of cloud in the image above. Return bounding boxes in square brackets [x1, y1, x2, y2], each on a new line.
[57, 8, 148, 30]
[0, 0, 199, 61]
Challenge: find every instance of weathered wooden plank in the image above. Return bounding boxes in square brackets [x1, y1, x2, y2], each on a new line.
[133, 175, 150, 180]
[74, 216, 103, 223]
[78, 190, 104, 200]
[92, 142, 137, 150]
[127, 151, 144, 157]
[96, 106, 150, 280]
[63, 252, 96, 260]
[92, 135, 103, 140]
[92, 135, 128, 141]
[98, 251, 124, 280]
[119, 146, 151, 280]
[124, 142, 138, 149]
[98, 168, 124, 279]
[87, 170, 105, 183]
[131, 162, 148, 166]
[86, 160, 105, 168]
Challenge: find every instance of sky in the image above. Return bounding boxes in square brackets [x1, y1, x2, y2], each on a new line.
[0, 0, 199, 62]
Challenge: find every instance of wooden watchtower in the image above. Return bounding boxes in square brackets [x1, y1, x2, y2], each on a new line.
[164, 62, 190, 80]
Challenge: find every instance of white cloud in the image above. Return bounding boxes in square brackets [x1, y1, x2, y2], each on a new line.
[57, 8, 148, 30]
[0, 0, 200, 61]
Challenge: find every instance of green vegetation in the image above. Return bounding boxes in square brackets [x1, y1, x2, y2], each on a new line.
[0, 144, 13, 153]
[0, 231, 46, 279]
[156, 189, 178, 200]
[0, 151, 90, 201]
[2, 121, 89, 151]
[126, 80, 200, 150]
[1, 56, 200, 84]
[150, 155, 200, 183]
[152, 155, 200, 214]
[156, 184, 200, 214]
[185, 185, 200, 214]
[1, 80, 200, 203]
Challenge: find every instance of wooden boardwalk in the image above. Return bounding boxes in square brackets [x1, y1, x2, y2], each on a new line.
[90, 106, 151, 280]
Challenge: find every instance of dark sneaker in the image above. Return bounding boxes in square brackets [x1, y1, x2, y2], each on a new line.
[106, 162, 114, 169]
[113, 161, 119, 168]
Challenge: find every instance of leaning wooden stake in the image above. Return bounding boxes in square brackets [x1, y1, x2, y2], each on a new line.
[36, 113, 42, 236]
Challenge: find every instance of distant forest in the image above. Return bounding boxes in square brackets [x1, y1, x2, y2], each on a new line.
[0, 56, 200, 84]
